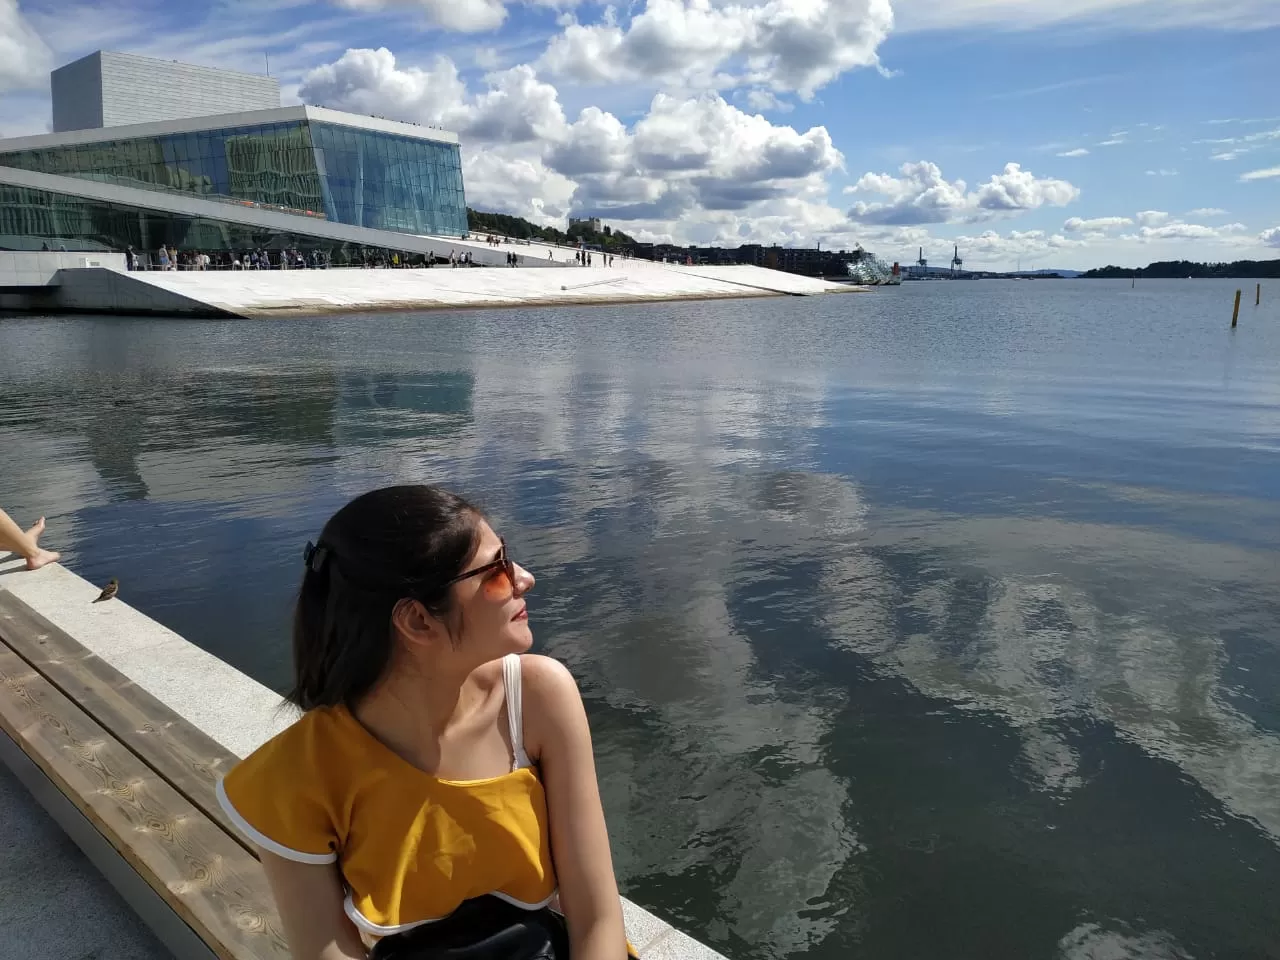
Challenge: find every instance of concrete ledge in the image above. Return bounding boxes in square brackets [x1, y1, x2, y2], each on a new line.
[0, 556, 726, 959]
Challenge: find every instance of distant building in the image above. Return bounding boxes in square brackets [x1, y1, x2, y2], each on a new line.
[52, 51, 282, 133]
[0, 51, 469, 265]
[568, 216, 603, 234]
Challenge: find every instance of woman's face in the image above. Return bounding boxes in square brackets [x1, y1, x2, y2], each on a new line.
[447, 520, 535, 662]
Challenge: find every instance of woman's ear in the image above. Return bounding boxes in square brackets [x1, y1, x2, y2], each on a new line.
[391, 597, 433, 643]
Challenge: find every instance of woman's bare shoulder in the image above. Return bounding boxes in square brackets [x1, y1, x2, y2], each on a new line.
[518, 655, 587, 760]
[518, 654, 581, 700]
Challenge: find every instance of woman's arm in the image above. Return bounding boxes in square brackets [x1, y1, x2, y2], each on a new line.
[524, 655, 628, 960]
[258, 850, 368, 960]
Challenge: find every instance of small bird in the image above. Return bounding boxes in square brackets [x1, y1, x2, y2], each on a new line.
[92, 579, 119, 604]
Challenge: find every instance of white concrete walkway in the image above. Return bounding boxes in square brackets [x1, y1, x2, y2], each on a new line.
[113, 260, 857, 317]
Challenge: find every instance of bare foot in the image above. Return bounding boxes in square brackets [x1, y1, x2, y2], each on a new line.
[24, 517, 60, 569]
[26, 548, 60, 570]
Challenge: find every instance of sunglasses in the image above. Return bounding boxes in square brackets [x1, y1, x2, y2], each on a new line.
[444, 538, 517, 600]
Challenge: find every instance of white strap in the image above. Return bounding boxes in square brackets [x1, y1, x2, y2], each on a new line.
[502, 654, 532, 771]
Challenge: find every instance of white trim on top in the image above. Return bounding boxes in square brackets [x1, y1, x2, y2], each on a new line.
[344, 890, 558, 937]
[302, 106, 460, 145]
[214, 777, 337, 866]
[0, 105, 458, 154]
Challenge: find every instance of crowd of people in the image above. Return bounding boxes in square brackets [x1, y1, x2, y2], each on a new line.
[124, 245, 333, 272]
[117, 236, 638, 273]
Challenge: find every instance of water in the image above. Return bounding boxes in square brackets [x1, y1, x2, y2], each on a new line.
[2, 279, 1279, 960]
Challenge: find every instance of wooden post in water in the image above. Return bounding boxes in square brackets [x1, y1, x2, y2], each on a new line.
[1257, 283, 1262, 305]
[1232, 289, 1242, 328]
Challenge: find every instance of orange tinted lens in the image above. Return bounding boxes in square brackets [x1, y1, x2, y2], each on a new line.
[481, 561, 514, 601]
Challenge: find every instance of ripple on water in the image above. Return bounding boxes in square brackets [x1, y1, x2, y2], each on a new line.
[2, 281, 1279, 959]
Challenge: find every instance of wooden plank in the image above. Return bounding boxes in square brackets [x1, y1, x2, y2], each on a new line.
[0, 591, 247, 848]
[0, 726, 220, 960]
[0, 640, 290, 960]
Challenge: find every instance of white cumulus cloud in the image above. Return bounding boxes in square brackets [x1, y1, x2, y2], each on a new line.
[1261, 227, 1280, 248]
[332, 0, 508, 31]
[278, 20, 1276, 254]
[1064, 216, 1132, 233]
[940, 228, 1087, 267]
[1137, 221, 1247, 241]
[1240, 166, 1280, 182]
[539, 0, 894, 99]
[1118, 212, 1250, 245]
[0, 0, 52, 94]
[300, 46, 844, 231]
[330, 0, 584, 32]
[847, 161, 1079, 225]
[300, 47, 470, 123]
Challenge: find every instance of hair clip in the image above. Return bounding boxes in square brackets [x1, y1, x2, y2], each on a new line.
[303, 540, 330, 574]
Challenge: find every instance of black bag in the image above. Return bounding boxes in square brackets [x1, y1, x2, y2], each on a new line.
[370, 895, 571, 960]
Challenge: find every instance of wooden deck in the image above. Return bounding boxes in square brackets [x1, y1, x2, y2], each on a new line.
[0, 590, 289, 960]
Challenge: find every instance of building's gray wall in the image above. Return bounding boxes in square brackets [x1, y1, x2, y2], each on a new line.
[0, 251, 126, 288]
[52, 51, 280, 132]
[51, 53, 104, 133]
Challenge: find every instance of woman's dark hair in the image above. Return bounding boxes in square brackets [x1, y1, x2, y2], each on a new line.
[288, 484, 482, 711]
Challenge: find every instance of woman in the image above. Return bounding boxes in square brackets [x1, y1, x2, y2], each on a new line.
[217, 485, 634, 959]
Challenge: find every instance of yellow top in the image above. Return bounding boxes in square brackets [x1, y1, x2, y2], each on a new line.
[217, 654, 557, 938]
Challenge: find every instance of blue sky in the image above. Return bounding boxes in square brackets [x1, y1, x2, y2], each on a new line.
[1, 0, 1276, 270]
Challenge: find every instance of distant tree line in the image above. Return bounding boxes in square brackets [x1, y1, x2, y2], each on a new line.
[1082, 259, 1280, 279]
[466, 209, 637, 249]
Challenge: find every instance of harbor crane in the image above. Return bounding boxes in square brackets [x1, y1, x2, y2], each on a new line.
[951, 245, 963, 277]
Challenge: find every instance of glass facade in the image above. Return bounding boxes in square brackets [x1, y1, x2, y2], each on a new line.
[0, 118, 467, 236]
[309, 123, 466, 235]
[0, 183, 439, 268]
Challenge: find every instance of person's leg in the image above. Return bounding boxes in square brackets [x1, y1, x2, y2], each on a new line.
[0, 510, 60, 569]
